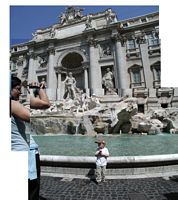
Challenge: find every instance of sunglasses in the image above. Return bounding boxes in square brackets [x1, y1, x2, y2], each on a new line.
[14, 87, 22, 92]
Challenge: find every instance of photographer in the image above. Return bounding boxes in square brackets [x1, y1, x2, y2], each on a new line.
[11, 76, 50, 200]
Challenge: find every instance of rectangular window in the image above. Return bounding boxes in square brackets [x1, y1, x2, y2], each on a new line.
[127, 39, 136, 50]
[133, 70, 141, 83]
[12, 62, 16, 70]
[161, 103, 168, 108]
[141, 18, 147, 23]
[123, 23, 128, 27]
[138, 104, 144, 113]
[147, 33, 159, 46]
[155, 68, 160, 81]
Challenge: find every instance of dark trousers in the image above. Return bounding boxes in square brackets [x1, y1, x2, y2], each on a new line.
[28, 153, 40, 200]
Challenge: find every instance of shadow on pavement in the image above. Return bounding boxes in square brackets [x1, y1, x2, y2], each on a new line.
[164, 193, 178, 200]
[39, 196, 47, 200]
[87, 168, 98, 184]
[169, 176, 178, 183]
[163, 176, 178, 200]
[89, 178, 98, 184]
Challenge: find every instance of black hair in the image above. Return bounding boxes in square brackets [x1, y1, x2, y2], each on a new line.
[11, 76, 21, 90]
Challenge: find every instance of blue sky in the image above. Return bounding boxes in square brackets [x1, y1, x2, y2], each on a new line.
[10, 5, 159, 46]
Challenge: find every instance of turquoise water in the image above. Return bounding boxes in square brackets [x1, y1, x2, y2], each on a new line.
[33, 134, 178, 157]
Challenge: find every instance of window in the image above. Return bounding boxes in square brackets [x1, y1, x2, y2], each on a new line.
[133, 69, 141, 84]
[12, 62, 16, 70]
[17, 60, 23, 66]
[129, 65, 145, 88]
[161, 103, 168, 108]
[151, 61, 161, 88]
[138, 104, 144, 113]
[155, 67, 160, 81]
[141, 18, 147, 23]
[146, 33, 159, 46]
[127, 39, 136, 50]
[123, 23, 128, 27]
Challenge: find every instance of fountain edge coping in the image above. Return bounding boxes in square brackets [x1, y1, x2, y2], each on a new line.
[40, 154, 178, 164]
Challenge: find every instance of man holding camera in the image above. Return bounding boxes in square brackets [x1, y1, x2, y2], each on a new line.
[11, 76, 50, 200]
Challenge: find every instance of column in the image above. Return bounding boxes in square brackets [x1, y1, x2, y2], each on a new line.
[82, 62, 89, 95]
[57, 72, 61, 89]
[46, 43, 57, 100]
[137, 36, 153, 88]
[88, 38, 104, 96]
[111, 32, 128, 95]
[171, 88, 178, 107]
[26, 50, 37, 102]
[27, 49, 37, 83]
[56, 69, 62, 100]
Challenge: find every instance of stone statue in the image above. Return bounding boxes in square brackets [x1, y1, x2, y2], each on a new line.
[88, 94, 101, 109]
[75, 8, 83, 19]
[32, 32, 38, 41]
[60, 12, 67, 24]
[50, 27, 57, 38]
[106, 9, 117, 24]
[40, 77, 47, 89]
[59, 7, 84, 25]
[32, 32, 44, 41]
[85, 15, 92, 29]
[66, 6, 75, 21]
[38, 56, 47, 68]
[102, 68, 116, 94]
[63, 72, 77, 100]
[103, 46, 111, 56]
[76, 90, 89, 113]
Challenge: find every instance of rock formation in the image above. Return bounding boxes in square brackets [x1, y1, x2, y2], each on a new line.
[29, 95, 178, 135]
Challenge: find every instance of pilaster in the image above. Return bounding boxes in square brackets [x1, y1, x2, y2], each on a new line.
[136, 32, 153, 88]
[111, 31, 128, 95]
[54, 66, 64, 100]
[46, 43, 57, 100]
[88, 37, 104, 96]
[27, 49, 37, 83]
[171, 88, 178, 107]
[82, 62, 89, 95]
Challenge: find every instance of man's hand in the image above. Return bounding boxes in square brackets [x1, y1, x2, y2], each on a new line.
[39, 83, 46, 89]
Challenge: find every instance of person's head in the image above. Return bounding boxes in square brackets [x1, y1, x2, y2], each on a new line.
[69, 72, 73, 77]
[11, 76, 22, 100]
[106, 68, 110, 72]
[96, 139, 106, 149]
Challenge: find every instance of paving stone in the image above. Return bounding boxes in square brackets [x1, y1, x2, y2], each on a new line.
[40, 176, 178, 200]
[128, 193, 147, 200]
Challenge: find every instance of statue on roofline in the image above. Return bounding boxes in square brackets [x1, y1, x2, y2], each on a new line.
[59, 6, 84, 25]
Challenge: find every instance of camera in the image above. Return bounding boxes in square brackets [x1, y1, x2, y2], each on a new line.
[28, 83, 40, 89]
[28, 85, 40, 89]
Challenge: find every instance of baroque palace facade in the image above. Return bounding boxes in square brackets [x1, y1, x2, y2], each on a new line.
[10, 6, 178, 113]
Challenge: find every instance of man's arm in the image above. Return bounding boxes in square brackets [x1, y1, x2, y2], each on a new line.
[30, 89, 50, 109]
[11, 100, 30, 122]
[30, 83, 50, 109]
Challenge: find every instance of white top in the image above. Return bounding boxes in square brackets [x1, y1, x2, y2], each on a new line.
[95, 147, 109, 166]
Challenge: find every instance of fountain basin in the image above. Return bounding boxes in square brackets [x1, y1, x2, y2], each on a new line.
[34, 134, 178, 177]
[34, 134, 178, 156]
[40, 154, 178, 178]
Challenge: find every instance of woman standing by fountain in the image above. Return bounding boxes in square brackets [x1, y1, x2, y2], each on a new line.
[10, 76, 50, 200]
